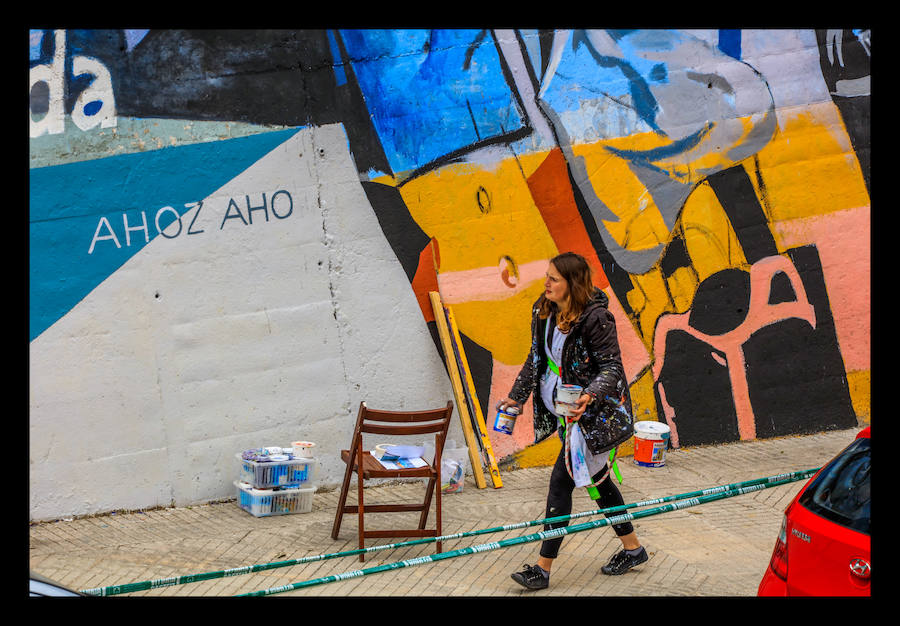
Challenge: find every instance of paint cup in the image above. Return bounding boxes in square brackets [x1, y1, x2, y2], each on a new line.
[555, 384, 583, 416]
[633, 421, 671, 467]
[556, 384, 583, 403]
[493, 407, 519, 435]
[291, 441, 316, 458]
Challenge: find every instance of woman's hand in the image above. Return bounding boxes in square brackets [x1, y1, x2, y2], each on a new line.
[567, 394, 593, 422]
[496, 397, 522, 412]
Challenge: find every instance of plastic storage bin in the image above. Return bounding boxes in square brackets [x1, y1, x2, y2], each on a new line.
[237, 453, 316, 489]
[235, 481, 316, 517]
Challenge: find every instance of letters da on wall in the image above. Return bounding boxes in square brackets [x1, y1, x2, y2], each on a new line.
[30, 30, 117, 137]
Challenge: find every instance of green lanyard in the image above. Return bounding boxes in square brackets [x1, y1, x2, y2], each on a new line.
[610, 448, 623, 484]
[547, 356, 560, 376]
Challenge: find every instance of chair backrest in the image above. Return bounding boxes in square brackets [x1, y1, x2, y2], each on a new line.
[352, 401, 454, 463]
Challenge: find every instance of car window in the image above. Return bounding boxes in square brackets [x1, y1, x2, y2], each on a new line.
[798, 437, 870, 535]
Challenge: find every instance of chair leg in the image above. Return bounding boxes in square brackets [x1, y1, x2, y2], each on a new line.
[357, 458, 366, 562]
[417, 475, 441, 554]
[435, 468, 442, 554]
[419, 478, 435, 530]
[331, 455, 355, 540]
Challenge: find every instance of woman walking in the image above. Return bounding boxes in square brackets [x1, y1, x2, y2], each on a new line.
[497, 252, 648, 590]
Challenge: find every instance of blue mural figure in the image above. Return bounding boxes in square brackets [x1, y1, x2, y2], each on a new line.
[500, 29, 777, 275]
[338, 29, 527, 179]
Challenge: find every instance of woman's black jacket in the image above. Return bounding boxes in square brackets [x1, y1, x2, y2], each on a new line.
[509, 288, 634, 456]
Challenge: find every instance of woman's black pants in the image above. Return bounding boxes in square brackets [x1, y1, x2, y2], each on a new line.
[539, 443, 634, 559]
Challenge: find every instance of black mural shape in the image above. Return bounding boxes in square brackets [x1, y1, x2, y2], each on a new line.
[360, 181, 431, 283]
[744, 245, 858, 438]
[689, 267, 752, 336]
[656, 331, 741, 446]
[815, 29, 870, 194]
[707, 167, 779, 265]
[654, 166, 858, 446]
[655, 247, 857, 446]
[66, 30, 335, 124]
[656, 268, 745, 445]
[459, 330, 494, 426]
[59, 29, 392, 178]
[659, 236, 692, 280]
[425, 321, 494, 425]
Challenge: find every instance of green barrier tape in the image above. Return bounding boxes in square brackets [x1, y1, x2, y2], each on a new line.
[236, 472, 815, 597]
[80, 468, 818, 596]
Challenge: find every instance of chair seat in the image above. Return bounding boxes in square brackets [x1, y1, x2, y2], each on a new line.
[340, 450, 436, 480]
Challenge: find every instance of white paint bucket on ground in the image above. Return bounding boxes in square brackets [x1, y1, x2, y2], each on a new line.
[633, 421, 671, 467]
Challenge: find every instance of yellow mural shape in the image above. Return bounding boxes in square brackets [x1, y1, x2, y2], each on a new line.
[753, 103, 869, 224]
[571, 137, 674, 255]
[398, 156, 559, 365]
[398, 158, 557, 274]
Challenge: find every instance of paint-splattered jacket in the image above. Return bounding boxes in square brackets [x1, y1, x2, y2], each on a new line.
[509, 289, 634, 456]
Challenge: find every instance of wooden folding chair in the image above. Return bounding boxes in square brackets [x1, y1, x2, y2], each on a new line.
[331, 400, 454, 562]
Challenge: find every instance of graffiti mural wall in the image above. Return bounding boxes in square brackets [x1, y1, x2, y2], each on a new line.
[29, 29, 870, 520]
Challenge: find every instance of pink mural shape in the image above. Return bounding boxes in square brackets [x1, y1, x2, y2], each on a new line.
[652, 255, 817, 447]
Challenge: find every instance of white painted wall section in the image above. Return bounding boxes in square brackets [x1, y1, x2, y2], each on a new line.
[29, 124, 458, 521]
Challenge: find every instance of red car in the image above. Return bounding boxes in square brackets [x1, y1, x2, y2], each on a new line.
[758, 426, 870, 596]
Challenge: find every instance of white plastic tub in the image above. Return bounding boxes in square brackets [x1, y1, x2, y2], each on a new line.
[235, 481, 316, 517]
[237, 453, 316, 489]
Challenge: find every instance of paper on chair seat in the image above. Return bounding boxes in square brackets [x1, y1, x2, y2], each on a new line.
[375, 456, 428, 470]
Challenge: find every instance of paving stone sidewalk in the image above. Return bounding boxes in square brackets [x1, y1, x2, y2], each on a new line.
[29, 427, 861, 597]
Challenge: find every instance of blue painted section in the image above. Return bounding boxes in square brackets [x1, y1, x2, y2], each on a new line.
[29, 128, 302, 341]
[339, 29, 523, 174]
[718, 29, 742, 60]
[124, 29, 150, 52]
[539, 30, 682, 140]
[83, 100, 103, 116]
[604, 122, 712, 172]
[29, 30, 44, 61]
[326, 29, 347, 87]
[519, 29, 544, 82]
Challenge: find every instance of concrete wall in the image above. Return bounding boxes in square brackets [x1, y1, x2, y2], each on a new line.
[29, 29, 870, 521]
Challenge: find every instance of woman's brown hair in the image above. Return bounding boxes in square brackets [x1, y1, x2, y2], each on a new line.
[539, 252, 596, 332]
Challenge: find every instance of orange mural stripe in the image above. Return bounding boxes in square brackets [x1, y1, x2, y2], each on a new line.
[527, 148, 609, 290]
[411, 238, 440, 323]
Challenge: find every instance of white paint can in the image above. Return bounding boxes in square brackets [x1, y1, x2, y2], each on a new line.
[633, 421, 671, 467]
[555, 384, 583, 416]
[291, 441, 316, 458]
